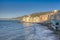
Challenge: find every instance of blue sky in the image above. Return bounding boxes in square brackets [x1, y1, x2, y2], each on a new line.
[0, 0, 60, 18]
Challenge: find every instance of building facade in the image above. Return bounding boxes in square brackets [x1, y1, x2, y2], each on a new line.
[22, 10, 59, 23]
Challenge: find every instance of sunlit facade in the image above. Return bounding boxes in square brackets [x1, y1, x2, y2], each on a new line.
[33, 16, 40, 22]
[23, 17, 26, 22]
[39, 15, 49, 22]
[22, 15, 49, 23]
[22, 10, 58, 23]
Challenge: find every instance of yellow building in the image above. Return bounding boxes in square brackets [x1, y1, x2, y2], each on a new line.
[23, 17, 26, 22]
[33, 16, 40, 23]
[22, 15, 51, 23]
[22, 10, 58, 23]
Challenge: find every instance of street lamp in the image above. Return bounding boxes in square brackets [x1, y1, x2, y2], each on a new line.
[54, 10, 58, 13]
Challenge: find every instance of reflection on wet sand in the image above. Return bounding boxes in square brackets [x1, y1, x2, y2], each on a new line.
[22, 23, 33, 27]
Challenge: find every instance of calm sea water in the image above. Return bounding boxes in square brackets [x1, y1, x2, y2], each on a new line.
[0, 20, 60, 40]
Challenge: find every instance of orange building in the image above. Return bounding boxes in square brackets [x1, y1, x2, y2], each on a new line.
[22, 10, 58, 23]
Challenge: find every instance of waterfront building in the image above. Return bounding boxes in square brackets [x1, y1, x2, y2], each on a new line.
[33, 16, 40, 23]
[22, 10, 59, 23]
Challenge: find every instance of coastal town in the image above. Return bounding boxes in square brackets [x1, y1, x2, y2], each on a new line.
[22, 10, 59, 23]
[0, 0, 60, 40]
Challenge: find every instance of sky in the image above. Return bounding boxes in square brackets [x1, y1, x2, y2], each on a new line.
[0, 0, 60, 18]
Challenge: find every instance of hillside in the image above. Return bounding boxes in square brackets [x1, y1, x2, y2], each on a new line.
[13, 10, 60, 20]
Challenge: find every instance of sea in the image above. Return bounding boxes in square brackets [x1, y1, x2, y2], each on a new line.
[0, 20, 60, 40]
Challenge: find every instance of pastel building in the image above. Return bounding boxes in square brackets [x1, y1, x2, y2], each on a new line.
[22, 10, 59, 23]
